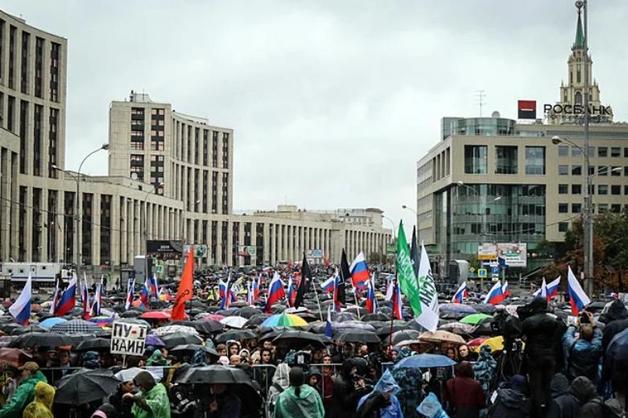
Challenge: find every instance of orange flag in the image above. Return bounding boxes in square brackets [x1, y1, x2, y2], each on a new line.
[171, 249, 194, 320]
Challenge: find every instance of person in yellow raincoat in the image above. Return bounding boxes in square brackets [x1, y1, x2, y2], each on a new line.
[22, 381, 55, 418]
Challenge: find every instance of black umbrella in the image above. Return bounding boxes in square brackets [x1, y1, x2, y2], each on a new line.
[216, 308, 239, 317]
[390, 330, 422, 346]
[335, 330, 380, 344]
[236, 306, 262, 319]
[160, 333, 203, 349]
[75, 338, 111, 352]
[272, 330, 327, 348]
[244, 314, 271, 328]
[171, 344, 219, 357]
[214, 329, 256, 343]
[119, 310, 142, 318]
[54, 368, 120, 405]
[10, 332, 82, 348]
[171, 320, 223, 334]
[472, 304, 497, 314]
[362, 313, 389, 322]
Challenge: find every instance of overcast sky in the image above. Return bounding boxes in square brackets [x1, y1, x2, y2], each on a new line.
[4, 0, 628, 234]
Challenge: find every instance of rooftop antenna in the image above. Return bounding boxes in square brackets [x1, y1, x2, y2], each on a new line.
[475, 90, 486, 117]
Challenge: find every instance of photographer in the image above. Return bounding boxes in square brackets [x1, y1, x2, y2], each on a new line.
[562, 310, 602, 383]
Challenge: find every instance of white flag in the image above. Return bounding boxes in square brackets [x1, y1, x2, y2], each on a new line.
[416, 243, 439, 331]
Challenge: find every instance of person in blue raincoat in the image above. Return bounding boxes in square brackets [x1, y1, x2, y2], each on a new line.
[356, 369, 404, 418]
[416, 392, 450, 418]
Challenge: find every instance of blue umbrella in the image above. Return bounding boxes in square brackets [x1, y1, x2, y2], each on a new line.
[145, 334, 166, 347]
[394, 353, 456, 369]
[39, 317, 67, 330]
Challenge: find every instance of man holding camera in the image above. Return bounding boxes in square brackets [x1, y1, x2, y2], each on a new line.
[562, 310, 603, 383]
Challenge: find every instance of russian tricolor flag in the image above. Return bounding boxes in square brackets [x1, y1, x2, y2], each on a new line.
[125, 277, 135, 310]
[90, 282, 102, 317]
[140, 278, 150, 308]
[252, 276, 261, 302]
[82, 275, 91, 320]
[287, 276, 297, 307]
[55, 274, 77, 317]
[320, 276, 335, 294]
[218, 276, 236, 310]
[501, 281, 511, 300]
[148, 274, 159, 298]
[546, 277, 560, 299]
[9, 273, 32, 326]
[385, 280, 403, 320]
[349, 251, 370, 289]
[50, 280, 60, 315]
[366, 278, 377, 314]
[332, 271, 343, 312]
[265, 272, 286, 313]
[451, 281, 468, 304]
[484, 281, 505, 305]
[567, 266, 590, 315]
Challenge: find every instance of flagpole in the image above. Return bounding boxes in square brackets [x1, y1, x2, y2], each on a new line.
[352, 285, 361, 320]
[312, 278, 324, 322]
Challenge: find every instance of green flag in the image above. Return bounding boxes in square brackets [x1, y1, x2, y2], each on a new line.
[396, 221, 422, 317]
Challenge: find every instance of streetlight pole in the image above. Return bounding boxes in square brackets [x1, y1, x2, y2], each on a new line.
[142, 182, 164, 254]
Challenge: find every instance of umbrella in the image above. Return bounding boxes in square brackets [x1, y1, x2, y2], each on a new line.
[362, 313, 389, 322]
[0, 348, 32, 367]
[75, 338, 111, 352]
[333, 321, 376, 332]
[467, 337, 488, 348]
[116, 318, 151, 327]
[10, 332, 81, 348]
[438, 322, 476, 335]
[39, 317, 68, 330]
[419, 330, 466, 345]
[390, 330, 422, 346]
[236, 306, 262, 318]
[145, 334, 166, 347]
[331, 312, 357, 322]
[152, 325, 199, 337]
[140, 311, 171, 320]
[220, 316, 248, 329]
[261, 313, 308, 328]
[394, 353, 456, 369]
[335, 330, 380, 344]
[171, 344, 219, 357]
[472, 304, 497, 314]
[214, 329, 256, 343]
[272, 331, 327, 348]
[460, 313, 493, 325]
[119, 310, 142, 318]
[54, 368, 120, 405]
[197, 313, 225, 321]
[160, 333, 203, 349]
[171, 320, 223, 334]
[50, 319, 99, 334]
[244, 314, 271, 328]
[477, 336, 504, 352]
[439, 303, 477, 314]
[114, 367, 159, 383]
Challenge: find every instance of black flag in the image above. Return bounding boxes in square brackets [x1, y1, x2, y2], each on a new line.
[294, 253, 311, 309]
[337, 249, 351, 305]
[410, 226, 420, 279]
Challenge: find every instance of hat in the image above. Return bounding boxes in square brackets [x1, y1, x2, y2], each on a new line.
[19, 362, 39, 372]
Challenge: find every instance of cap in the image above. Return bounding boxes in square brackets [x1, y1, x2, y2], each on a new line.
[19, 362, 39, 372]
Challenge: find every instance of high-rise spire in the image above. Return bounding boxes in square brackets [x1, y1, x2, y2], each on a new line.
[573, 5, 585, 49]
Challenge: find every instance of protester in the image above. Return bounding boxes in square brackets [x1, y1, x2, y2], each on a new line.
[22, 381, 55, 418]
[266, 363, 290, 418]
[547, 373, 579, 418]
[108, 378, 135, 418]
[570, 376, 604, 418]
[417, 392, 449, 418]
[443, 361, 485, 418]
[274, 367, 325, 418]
[123, 370, 170, 418]
[0, 362, 47, 418]
[194, 383, 241, 417]
[356, 369, 403, 418]
[562, 311, 602, 382]
[486, 375, 530, 418]
[473, 345, 497, 400]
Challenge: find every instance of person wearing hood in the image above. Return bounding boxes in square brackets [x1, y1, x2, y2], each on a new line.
[356, 369, 404, 418]
[307, 367, 322, 396]
[562, 311, 602, 382]
[274, 367, 325, 418]
[391, 347, 423, 418]
[570, 376, 604, 418]
[22, 381, 55, 418]
[547, 374, 579, 418]
[473, 346, 497, 400]
[416, 392, 450, 418]
[487, 375, 530, 418]
[518, 297, 566, 418]
[146, 349, 169, 367]
[266, 363, 291, 418]
[0, 362, 47, 418]
[123, 370, 170, 418]
[443, 361, 485, 418]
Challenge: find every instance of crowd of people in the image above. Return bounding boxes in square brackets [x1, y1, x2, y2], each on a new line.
[0, 264, 625, 418]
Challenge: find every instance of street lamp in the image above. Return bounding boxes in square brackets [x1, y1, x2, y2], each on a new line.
[552, 135, 593, 294]
[382, 215, 396, 241]
[142, 182, 164, 253]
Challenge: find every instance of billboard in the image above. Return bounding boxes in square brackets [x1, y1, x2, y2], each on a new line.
[238, 246, 257, 257]
[497, 243, 527, 267]
[146, 240, 184, 260]
[477, 243, 497, 261]
[306, 249, 324, 258]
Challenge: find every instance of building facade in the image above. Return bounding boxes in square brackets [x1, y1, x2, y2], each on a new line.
[0, 9, 390, 274]
[416, 8, 628, 271]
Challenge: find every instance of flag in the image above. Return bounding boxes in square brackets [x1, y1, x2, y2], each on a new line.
[546, 276, 561, 300]
[349, 251, 370, 290]
[366, 277, 377, 314]
[9, 273, 32, 325]
[451, 281, 468, 304]
[324, 305, 333, 338]
[55, 274, 77, 316]
[247, 281, 254, 306]
[410, 226, 420, 279]
[501, 281, 511, 300]
[396, 222, 422, 318]
[484, 281, 505, 305]
[252, 275, 261, 302]
[287, 276, 297, 307]
[148, 274, 159, 298]
[171, 248, 194, 320]
[140, 278, 150, 308]
[50, 279, 60, 315]
[90, 282, 102, 317]
[332, 270, 343, 311]
[337, 249, 350, 305]
[392, 281, 403, 320]
[294, 253, 311, 309]
[265, 272, 286, 313]
[534, 278, 548, 299]
[416, 242, 439, 331]
[567, 266, 590, 315]
[125, 277, 135, 310]
[218, 277, 233, 309]
[320, 276, 335, 294]
[82, 275, 91, 320]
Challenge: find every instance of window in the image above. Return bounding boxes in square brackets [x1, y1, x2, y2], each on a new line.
[611, 204, 621, 213]
[572, 184, 581, 194]
[572, 203, 581, 213]
[571, 165, 582, 175]
[611, 147, 621, 157]
[525, 146, 545, 175]
[624, 148, 628, 158]
[558, 145, 569, 157]
[464, 145, 487, 174]
[495, 146, 517, 174]
[598, 166, 608, 176]
[611, 185, 621, 195]
[598, 204, 609, 214]
[598, 185, 608, 195]
[559, 222, 569, 232]
[559, 203, 568, 213]
[571, 146, 582, 157]
[624, 167, 628, 177]
[611, 166, 621, 176]
[598, 147, 608, 157]
[625, 185, 628, 195]
[559, 184, 568, 194]
[559, 165, 569, 175]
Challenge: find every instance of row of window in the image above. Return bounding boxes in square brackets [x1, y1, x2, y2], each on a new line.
[558, 145, 628, 158]
[559, 184, 628, 195]
[464, 145, 546, 175]
[558, 165, 627, 176]
[559, 202, 627, 214]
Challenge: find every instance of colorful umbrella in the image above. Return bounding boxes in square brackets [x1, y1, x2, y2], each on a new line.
[0, 348, 32, 367]
[477, 336, 504, 353]
[467, 337, 488, 348]
[261, 313, 308, 328]
[140, 311, 171, 320]
[460, 313, 493, 325]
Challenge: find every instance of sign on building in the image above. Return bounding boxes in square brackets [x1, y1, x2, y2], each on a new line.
[238, 246, 257, 257]
[306, 249, 324, 258]
[477, 243, 497, 261]
[110, 321, 149, 356]
[497, 243, 527, 268]
[146, 240, 184, 260]
[183, 244, 208, 258]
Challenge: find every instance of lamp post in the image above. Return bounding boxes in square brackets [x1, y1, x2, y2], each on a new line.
[552, 135, 595, 294]
[142, 182, 164, 254]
